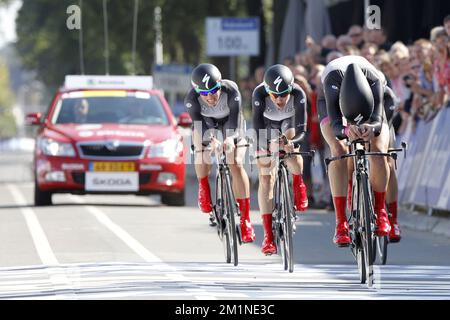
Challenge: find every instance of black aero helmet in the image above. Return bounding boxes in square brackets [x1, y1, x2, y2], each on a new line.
[264, 64, 294, 94]
[191, 63, 222, 91]
[339, 63, 374, 125]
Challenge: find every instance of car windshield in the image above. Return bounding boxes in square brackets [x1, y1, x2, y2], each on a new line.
[52, 91, 169, 125]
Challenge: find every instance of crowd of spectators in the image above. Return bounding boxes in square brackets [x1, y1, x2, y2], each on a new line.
[239, 15, 450, 209]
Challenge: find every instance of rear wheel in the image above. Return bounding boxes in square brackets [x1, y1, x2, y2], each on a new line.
[34, 180, 52, 206]
[161, 189, 185, 206]
[375, 236, 388, 265]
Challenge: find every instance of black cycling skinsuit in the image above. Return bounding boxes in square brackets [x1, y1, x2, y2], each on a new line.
[184, 79, 244, 145]
[252, 82, 307, 151]
[317, 55, 385, 140]
[383, 85, 397, 125]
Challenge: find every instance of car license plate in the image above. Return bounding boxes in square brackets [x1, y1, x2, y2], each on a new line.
[91, 162, 135, 172]
[85, 172, 139, 191]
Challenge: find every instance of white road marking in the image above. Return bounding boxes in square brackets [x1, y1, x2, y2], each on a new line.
[6, 185, 58, 266]
[67, 194, 217, 300]
[6, 185, 76, 299]
[0, 262, 449, 299]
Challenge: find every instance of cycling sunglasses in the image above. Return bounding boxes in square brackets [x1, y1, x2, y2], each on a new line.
[195, 83, 221, 96]
[265, 86, 292, 99]
[266, 88, 292, 99]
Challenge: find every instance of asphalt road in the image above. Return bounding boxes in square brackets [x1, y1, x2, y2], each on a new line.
[0, 151, 450, 299]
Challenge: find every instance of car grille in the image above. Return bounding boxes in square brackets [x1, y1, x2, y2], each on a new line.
[72, 173, 152, 185]
[78, 142, 144, 159]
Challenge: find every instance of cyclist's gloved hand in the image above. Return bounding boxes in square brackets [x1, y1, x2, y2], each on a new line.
[223, 136, 235, 154]
[210, 137, 222, 155]
[269, 138, 281, 154]
[283, 139, 295, 153]
[359, 123, 376, 142]
[345, 125, 364, 142]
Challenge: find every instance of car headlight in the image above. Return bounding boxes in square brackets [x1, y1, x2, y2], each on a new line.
[149, 139, 183, 158]
[38, 138, 75, 157]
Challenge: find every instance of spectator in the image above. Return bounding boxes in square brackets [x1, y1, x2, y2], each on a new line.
[431, 27, 450, 106]
[411, 39, 433, 61]
[336, 35, 353, 54]
[363, 26, 375, 44]
[361, 42, 379, 64]
[325, 51, 343, 64]
[321, 34, 337, 51]
[444, 14, 450, 37]
[347, 25, 365, 49]
[389, 41, 411, 102]
[292, 64, 308, 78]
[372, 27, 392, 51]
[406, 57, 434, 120]
[283, 56, 295, 69]
[411, 39, 434, 94]
[308, 64, 325, 90]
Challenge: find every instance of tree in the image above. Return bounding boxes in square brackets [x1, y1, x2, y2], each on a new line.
[0, 58, 16, 138]
[15, 0, 266, 89]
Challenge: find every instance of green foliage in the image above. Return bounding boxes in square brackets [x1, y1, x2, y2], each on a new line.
[15, 0, 251, 89]
[0, 58, 16, 138]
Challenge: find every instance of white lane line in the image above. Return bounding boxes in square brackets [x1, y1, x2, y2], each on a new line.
[6, 184, 76, 298]
[6, 184, 58, 266]
[67, 194, 217, 300]
[87, 205, 162, 263]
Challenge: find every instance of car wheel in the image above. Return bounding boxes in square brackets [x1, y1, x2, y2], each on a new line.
[161, 189, 185, 206]
[34, 180, 53, 206]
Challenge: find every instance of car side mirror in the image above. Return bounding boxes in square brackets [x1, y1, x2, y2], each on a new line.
[178, 112, 192, 128]
[25, 112, 42, 125]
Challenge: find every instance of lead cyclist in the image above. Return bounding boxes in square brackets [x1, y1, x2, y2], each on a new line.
[184, 63, 256, 243]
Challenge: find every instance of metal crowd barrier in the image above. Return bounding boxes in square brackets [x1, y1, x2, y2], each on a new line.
[397, 102, 450, 213]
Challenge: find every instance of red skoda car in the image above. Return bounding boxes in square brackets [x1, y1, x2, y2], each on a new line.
[26, 75, 191, 206]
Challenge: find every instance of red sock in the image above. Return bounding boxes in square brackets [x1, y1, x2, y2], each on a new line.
[333, 196, 347, 223]
[388, 201, 397, 223]
[373, 191, 386, 212]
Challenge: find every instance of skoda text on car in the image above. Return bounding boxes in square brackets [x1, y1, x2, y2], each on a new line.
[26, 75, 192, 206]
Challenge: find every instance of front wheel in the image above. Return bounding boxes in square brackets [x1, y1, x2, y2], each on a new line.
[357, 247, 366, 284]
[223, 228, 231, 263]
[224, 172, 239, 266]
[34, 180, 53, 206]
[279, 167, 294, 273]
[161, 189, 185, 206]
[360, 176, 375, 287]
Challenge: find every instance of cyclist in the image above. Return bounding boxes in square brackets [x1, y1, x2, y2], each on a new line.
[317, 55, 391, 247]
[184, 63, 256, 243]
[252, 64, 308, 255]
[383, 85, 402, 242]
[345, 84, 402, 242]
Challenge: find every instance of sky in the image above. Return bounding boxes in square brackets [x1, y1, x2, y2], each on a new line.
[0, 0, 22, 49]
